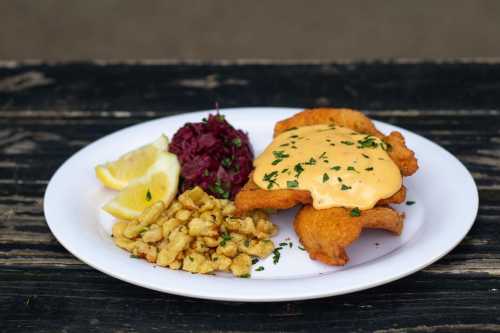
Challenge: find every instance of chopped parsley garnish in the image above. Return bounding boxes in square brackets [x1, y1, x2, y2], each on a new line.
[130, 254, 140, 259]
[284, 127, 298, 132]
[291, 145, 298, 149]
[330, 143, 336, 146]
[263, 171, 279, 189]
[279, 242, 288, 247]
[255, 266, 265, 271]
[406, 201, 416, 206]
[337, 177, 342, 182]
[298, 246, 305, 251]
[362, 153, 370, 159]
[280, 143, 290, 147]
[287, 180, 299, 188]
[357, 136, 378, 149]
[289, 135, 299, 139]
[294, 163, 304, 177]
[252, 257, 259, 265]
[365, 167, 374, 171]
[323, 173, 329, 183]
[273, 150, 290, 159]
[222, 157, 232, 167]
[189, 256, 194, 262]
[145, 189, 152, 201]
[341, 141, 354, 145]
[319, 151, 327, 159]
[272, 248, 281, 264]
[347, 166, 359, 173]
[213, 179, 230, 198]
[304, 157, 316, 165]
[350, 207, 361, 217]
[341, 184, 352, 191]
[281, 168, 289, 173]
[239, 274, 251, 278]
[272, 151, 289, 165]
[244, 239, 250, 247]
[232, 137, 242, 147]
[220, 232, 232, 246]
[331, 165, 341, 171]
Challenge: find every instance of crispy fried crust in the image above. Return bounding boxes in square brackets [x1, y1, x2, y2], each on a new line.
[235, 108, 418, 214]
[235, 176, 406, 214]
[385, 131, 419, 177]
[294, 205, 404, 265]
[234, 108, 417, 266]
[275, 108, 418, 176]
[235, 175, 311, 213]
[274, 108, 384, 138]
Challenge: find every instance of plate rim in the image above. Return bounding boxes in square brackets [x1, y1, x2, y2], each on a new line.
[44, 107, 479, 302]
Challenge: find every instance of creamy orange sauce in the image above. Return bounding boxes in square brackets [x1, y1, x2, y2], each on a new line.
[253, 124, 402, 210]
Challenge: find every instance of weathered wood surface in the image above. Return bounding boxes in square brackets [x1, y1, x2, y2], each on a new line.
[0, 61, 499, 333]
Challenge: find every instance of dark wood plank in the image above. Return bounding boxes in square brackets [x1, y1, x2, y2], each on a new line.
[1, 61, 500, 111]
[0, 61, 499, 332]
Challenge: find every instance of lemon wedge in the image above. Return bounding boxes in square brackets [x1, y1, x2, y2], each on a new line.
[102, 151, 180, 220]
[95, 135, 169, 190]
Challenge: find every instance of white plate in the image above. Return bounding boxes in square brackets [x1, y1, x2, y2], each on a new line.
[44, 107, 478, 302]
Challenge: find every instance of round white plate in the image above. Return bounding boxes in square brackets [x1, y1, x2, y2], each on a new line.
[44, 107, 478, 302]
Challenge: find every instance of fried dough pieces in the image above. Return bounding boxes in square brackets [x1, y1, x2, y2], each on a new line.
[234, 108, 418, 266]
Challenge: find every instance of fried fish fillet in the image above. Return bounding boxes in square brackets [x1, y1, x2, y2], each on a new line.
[294, 205, 404, 265]
[234, 108, 418, 266]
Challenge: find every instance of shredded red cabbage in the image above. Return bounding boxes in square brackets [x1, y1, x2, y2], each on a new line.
[169, 114, 254, 199]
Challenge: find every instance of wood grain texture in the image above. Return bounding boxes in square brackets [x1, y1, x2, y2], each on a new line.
[0, 61, 499, 333]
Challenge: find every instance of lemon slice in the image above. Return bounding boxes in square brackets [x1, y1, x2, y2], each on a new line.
[95, 135, 169, 190]
[102, 152, 180, 220]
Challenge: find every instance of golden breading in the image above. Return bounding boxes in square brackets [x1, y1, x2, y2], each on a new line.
[235, 177, 406, 214]
[274, 108, 418, 176]
[235, 108, 417, 215]
[361, 206, 404, 234]
[274, 108, 384, 138]
[235, 175, 311, 213]
[235, 108, 418, 266]
[294, 206, 404, 265]
[384, 131, 419, 177]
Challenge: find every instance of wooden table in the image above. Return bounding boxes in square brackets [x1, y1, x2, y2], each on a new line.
[1, 61, 499, 332]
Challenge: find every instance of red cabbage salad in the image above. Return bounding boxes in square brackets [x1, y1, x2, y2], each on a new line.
[169, 113, 254, 200]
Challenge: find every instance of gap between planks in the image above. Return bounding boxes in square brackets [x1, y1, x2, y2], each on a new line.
[1, 109, 499, 119]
